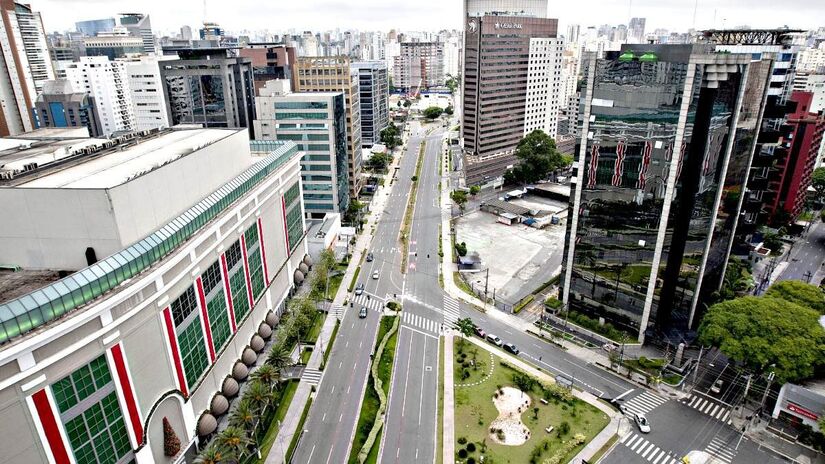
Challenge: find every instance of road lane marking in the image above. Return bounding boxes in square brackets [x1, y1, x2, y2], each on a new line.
[308, 445, 316, 462]
[419, 336, 427, 426]
[322, 412, 326, 422]
[401, 331, 414, 417]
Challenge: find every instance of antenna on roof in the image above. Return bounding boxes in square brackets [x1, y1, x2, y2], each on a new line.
[692, 0, 698, 30]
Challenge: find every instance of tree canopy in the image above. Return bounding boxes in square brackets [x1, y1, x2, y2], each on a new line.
[423, 106, 444, 119]
[697, 295, 825, 383]
[503, 130, 565, 184]
[812, 167, 825, 202]
[765, 280, 825, 314]
[379, 122, 402, 150]
[450, 190, 468, 210]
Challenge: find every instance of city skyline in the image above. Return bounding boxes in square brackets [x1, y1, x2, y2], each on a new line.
[33, 0, 825, 35]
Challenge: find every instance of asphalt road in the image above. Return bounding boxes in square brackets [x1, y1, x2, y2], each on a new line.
[778, 220, 825, 284]
[291, 124, 421, 464]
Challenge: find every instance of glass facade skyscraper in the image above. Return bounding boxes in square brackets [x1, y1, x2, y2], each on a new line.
[561, 44, 773, 343]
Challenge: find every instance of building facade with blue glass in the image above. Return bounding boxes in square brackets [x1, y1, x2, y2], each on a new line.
[561, 44, 774, 343]
[0, 128, 310, 463]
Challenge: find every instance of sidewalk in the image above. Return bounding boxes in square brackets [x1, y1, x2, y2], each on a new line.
[266, 128, 412, 463]
[443, 332, 456, 464]
[462, 336, 622, 463]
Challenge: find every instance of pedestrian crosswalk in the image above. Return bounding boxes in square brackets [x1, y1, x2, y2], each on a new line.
[350, 293, 385, 313]
[302, 368, 323, 386]
[705, 435, 736, 463]
[681, 393, 732, 424]
[620, 432, 682, 464]
[620, 391, 669, 418]
[443, 296, 460, 327]
[330, 304, 346, 319]
[401, 311, 442, 334]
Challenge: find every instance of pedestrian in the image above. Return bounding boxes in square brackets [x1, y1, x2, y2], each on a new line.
[539, 356, 542, 362]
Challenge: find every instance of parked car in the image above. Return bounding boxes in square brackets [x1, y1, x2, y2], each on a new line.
[602, 343, 618, 353]
[366, 252, 374, 262]
[359, 307, 368, 318]
[486, 334, 503, 346]
[503, 343, 520, 355]
[710, 379, 723, 395]
[355, 283, 365, 296]
[372, 270, 379, 279]
[634, 413, 651, 433]
[474, 325, 486, 338]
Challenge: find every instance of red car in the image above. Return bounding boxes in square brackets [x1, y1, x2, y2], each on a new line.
[474, 325, 486, 338]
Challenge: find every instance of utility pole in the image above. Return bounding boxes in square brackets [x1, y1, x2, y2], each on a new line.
[760, 371, 775, 412]
[693, 345, 704, 386]
[740, 374, 753, 418]
[484, 267, 489, 304]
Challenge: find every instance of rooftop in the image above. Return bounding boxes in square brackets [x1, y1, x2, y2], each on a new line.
[1, 128, 235, 188]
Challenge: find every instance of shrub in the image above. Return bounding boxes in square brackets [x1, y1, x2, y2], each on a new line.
[496, 429, 505, 441]
[467, 458, 476, 464]
[457, 449, 468, 458]
[467, 442, 476, 452]
[558, 421, 570, 436]
[458, 437, 468, 445]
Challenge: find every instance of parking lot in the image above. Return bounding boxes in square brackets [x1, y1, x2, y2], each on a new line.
[455, 194, 567, 303]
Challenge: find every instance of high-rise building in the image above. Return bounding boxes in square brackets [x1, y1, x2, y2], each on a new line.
[75, 17, 115, 37]
[122, 55, 171, 131]
[798, 43, 825, 73]
[464, 0, 547, 18]
[561, 44, 774, 343]
[793, 72, 825, 114]
[64, 57, 135, 136]
[352, 61, 389, 147]
[0, 128, 309, 463]
[118, 13, 154, 54]
[200, 22, 223, 41]
[392, 42, 445, 91]
[159, 48, 256, 135]
[180, 25, 193, 41]
[0, 0, 55, 135]
[462, 11, 562, 184]
[239, 43, 298, 95]
[83, 28, 144, 60]
[253, 80, 350, 217]
[628, 17, 646, 43]
[443, 36, 461, 77]
[293, 56, 363, 196]
[32, 78, 101, 136]
[770, 91, 825, 220]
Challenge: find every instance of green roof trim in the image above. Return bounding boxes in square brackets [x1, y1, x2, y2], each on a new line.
[619, 51, 636, 62]
[0, 140, 301, 345]
[639, 52, 659, 62]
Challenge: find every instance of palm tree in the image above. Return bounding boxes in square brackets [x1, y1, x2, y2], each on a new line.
[194, 442, 224, 464]
[266, 343, 293, 373]
[251, 364, 280, 391]
[230, 399, 257, 433]
[246, 380, 275, 412]
[216, 425, 252, 462]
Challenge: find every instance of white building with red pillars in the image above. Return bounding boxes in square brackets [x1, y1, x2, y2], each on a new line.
[0, 128, 309, 463]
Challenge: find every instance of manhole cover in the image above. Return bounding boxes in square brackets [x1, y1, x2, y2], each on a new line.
[425, 366, 433, 372]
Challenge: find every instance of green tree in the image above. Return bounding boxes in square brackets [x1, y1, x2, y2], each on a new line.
[423, 106, 444, 119]
[713, 257, 754, 303]
[379, 122, 402, 150]
[446, 75, 459, 93]
[444, 105, 454, 115]
[216, 425, 252, 461]
[246, 380, 275, 412]
[469, 185, 480, 196]
[504, 130, 565, 184]
[366, 152, 391, 171]
[456, 317, 476, 338]
[455, 242, 468, 257]
[230, 399, 257, 432]
[344, 199, 364, 224]
[250, 364, 280, 388]
[765, 280, 825, 314]
[403, 99, 412, 108]
[698, 296, 825, 383]
[812, 167, 825, 202]
[266, 343, 293, 372]
[194, 442, 224, 464]
[451, 190, 468, 211]
[319, 249, 336, 272]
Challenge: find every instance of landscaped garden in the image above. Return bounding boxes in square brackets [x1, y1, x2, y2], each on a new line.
[452, 338, 609, 464]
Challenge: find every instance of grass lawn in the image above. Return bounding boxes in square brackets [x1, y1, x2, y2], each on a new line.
[304, 312, 326, 344]
[623, 357, 666, 377]
[437, 337, 445, 464]
[256, 379, 299, 464]
[286, 396, 312, 461]
[349, 266, 361, 292]
[300, 347, 313, 365]
[326, 264, 348, 301]
[454, 272, 477, 299]
[321, 319, 340, 370]
[348, 316, 399, 464]
[453, 340, 609, 464]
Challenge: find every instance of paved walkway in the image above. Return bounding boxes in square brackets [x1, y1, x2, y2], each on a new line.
[443, 333, 456, 464]
[266, 135, 410, 463]
[461, 336, 621, 464]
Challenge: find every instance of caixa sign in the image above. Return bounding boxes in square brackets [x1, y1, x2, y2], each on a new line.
[495, 22, 523, 29]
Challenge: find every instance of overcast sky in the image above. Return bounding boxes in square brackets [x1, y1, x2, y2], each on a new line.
[32, 0, 825, 35]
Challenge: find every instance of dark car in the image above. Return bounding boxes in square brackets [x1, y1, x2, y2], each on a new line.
[359, 307, 368, 318]
[366, 252, 374, 262]
[503, 343, 519, 355]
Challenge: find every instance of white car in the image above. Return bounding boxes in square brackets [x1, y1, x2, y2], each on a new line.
[372, 270, 379, 280]
[634, 413, 651, 433]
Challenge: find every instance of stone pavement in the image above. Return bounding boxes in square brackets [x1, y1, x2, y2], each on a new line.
[266, 128, 412, 463]
[443, 332, 456, 464]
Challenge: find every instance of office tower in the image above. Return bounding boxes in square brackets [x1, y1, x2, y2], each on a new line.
[122, 55, 171, 130]
[443, 36, 461, 77]
[464, 0, 547, 18]
[200, 22, 223, 40]
[798, 43, 825, 73]
[302, 31, 320, 57]
[705, 29, 801, 230]
[254, 80, 350, 217]
[0, 0, 55, 135]
[239, 43, 298, 94]
[180, 25, 193, 40]
[352, 61, 389, 147]
[392, 42, 445, 91]
[159, 48, 256, 135]
[567, 24, 581, 44]
[64, 57, 135, 136]
[628, 17, 646, 43]
[462, 12, 562, 184]
[770, 91, 825, 219]
[32, 78, 101, 136]
[75, 17, 116, 37]
[793, 72, 825, 114]
[0, 127, 308, 463]
[83, 28, 144, 60]
[118, 13, 154, 54]
[293, 56, 363, 196]
[561, 44, 774, 343]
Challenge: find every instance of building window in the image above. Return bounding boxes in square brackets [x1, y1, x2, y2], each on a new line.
[171, 287, 208, 388]
[201, 261, 231, 351]
[286, 202, 304, 251]
[51, 356, 133, 464]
